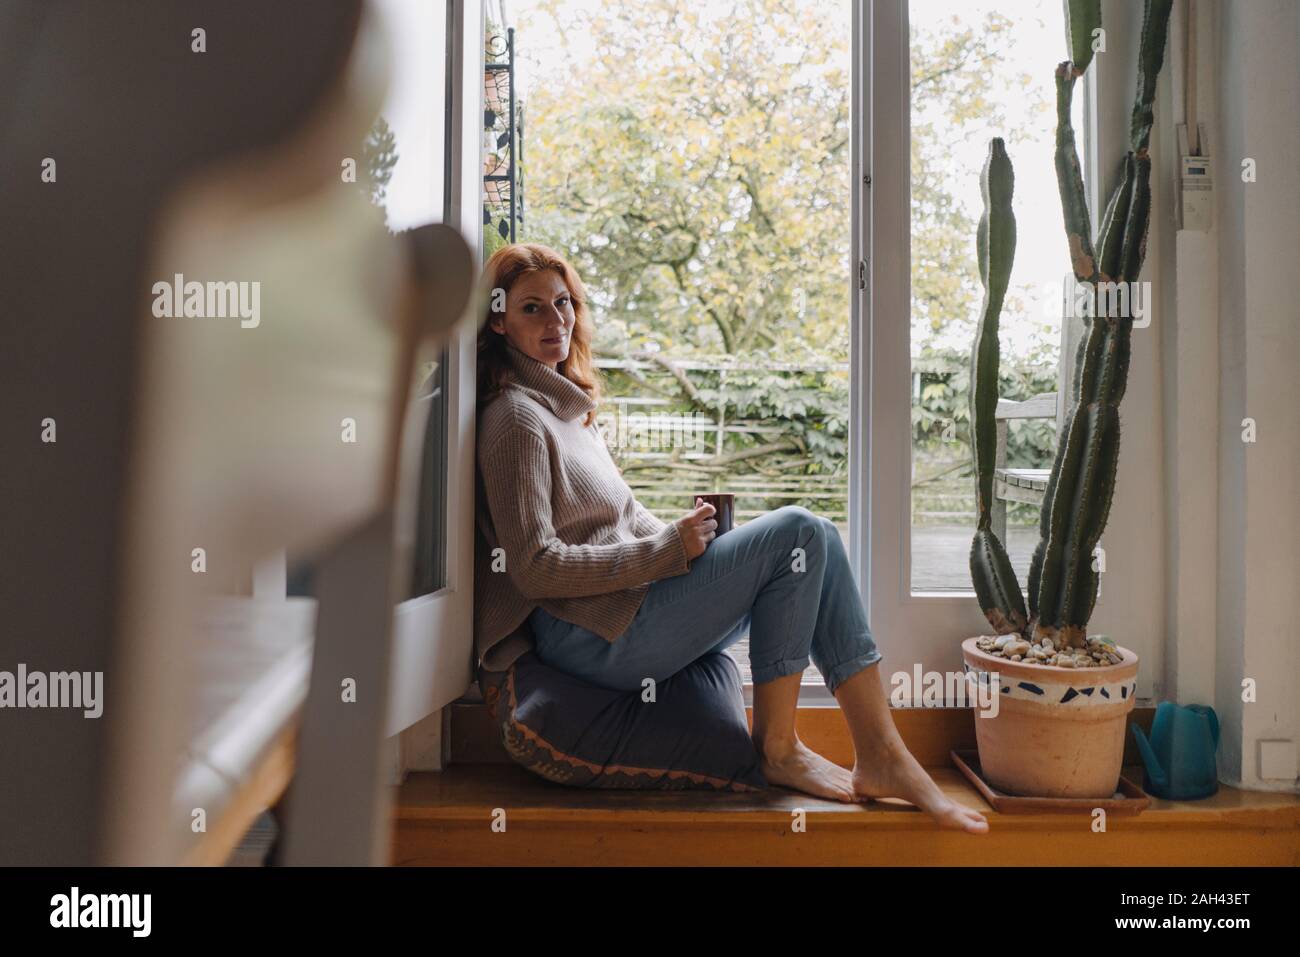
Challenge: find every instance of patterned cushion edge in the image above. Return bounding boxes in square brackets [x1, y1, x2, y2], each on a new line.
[477, 660, 765, 793]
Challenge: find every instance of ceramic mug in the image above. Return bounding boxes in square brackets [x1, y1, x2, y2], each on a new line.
[692, 492, 735, 537]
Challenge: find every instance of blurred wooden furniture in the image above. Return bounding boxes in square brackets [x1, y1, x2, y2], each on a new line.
[0, 1, 473, 866]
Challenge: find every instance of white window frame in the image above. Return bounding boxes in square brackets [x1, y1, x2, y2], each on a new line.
[386, 0, 483, 739]
[852, 0, 1163, 700]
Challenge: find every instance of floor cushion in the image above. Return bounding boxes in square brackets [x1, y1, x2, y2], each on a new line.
[478, 649, 767, 792]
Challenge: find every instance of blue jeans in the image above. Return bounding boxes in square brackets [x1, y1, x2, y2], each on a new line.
[527, 505, 882, 695]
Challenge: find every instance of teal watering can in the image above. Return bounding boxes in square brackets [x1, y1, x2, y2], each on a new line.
[1132, 702, 1220, 799]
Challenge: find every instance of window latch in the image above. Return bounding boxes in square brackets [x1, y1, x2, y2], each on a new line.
[858, 258, 868, 291]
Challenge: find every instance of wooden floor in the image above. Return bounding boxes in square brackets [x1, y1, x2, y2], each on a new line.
[391, 759, 1300, 867]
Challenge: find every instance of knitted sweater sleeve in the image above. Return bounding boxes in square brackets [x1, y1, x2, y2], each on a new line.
[631, 499, 668, 538]
[590, 422, 669, 539]
[479, 427, 691, 599]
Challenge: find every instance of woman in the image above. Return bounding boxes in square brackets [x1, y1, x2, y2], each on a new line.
[475, 243, 986, 833]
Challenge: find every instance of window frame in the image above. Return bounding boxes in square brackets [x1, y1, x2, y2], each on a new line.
[386, 0, 483, 737]
[848, 0, 1160, 703]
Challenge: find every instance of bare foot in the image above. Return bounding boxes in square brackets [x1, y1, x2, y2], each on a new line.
[758, 738, 857, 803]
[852, 743, 989, 834]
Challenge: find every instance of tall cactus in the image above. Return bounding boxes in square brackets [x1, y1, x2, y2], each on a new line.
[1063, 0, 1102, 78]
[969, 0, 1172, 648]
[969, 139, 1027, 636]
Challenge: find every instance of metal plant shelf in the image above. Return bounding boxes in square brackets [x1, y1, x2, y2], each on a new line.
[484, 26, 521, 243]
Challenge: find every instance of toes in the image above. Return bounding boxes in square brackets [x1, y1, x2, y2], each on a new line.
[818, 777, 856, 803]
[946, 808, 988, 833]
[819, 778, 857, 803]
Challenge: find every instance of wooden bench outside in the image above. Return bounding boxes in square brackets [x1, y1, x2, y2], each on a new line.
[991, 393, 1057, 542]
[990, 310, 1085, 543]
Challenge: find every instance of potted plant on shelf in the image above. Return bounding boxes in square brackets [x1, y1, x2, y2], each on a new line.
[962, 0, 1173, 798]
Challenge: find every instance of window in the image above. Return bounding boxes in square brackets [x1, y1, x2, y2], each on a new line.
[476, 0, 1151, 701]
[906, 0, 1076, 595]
[865, 0, 1160, 690]
[500, 0, 854, 693]
[370, 0, 453, 599]
[378, 0, 483, 736]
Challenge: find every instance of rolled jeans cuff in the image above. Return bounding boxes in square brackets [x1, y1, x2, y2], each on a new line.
[822, 646, 883, 695]
[750, 654, 811, 687]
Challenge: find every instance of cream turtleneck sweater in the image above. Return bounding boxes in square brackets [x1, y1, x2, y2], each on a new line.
[473, 341, 691, 672]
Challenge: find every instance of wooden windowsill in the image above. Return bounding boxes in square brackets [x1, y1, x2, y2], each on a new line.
[392, 759, 1300, 866]
[403, 703, 1300, 866]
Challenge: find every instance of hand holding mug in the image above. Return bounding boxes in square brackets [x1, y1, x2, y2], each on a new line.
[674, 497, 717, 560]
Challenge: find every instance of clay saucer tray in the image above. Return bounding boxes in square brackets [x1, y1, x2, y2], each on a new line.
[950, 749, 1151, 816]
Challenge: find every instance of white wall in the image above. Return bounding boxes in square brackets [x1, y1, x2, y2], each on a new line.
[1164, 0, 1300, 792]
[1212, 0, 1300, 790]
[1161, 0, 1221, 712]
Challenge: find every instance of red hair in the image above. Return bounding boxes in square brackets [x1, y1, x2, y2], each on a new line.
[476, 243, 602, 427]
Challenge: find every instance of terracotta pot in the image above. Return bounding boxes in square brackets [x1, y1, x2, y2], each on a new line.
[961, 636, 1139, 798]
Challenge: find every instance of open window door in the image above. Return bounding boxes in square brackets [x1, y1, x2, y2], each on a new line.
[384, 0, 484, 757]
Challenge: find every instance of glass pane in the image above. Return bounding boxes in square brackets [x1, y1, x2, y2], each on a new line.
[373, 0, 450, 597]
[507, 0, 854, 685]
[908, 0, 1080, 593]
[373, 0, 448, 233]
[291, 0, 452, 600]
[411, 355, 449, 598]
